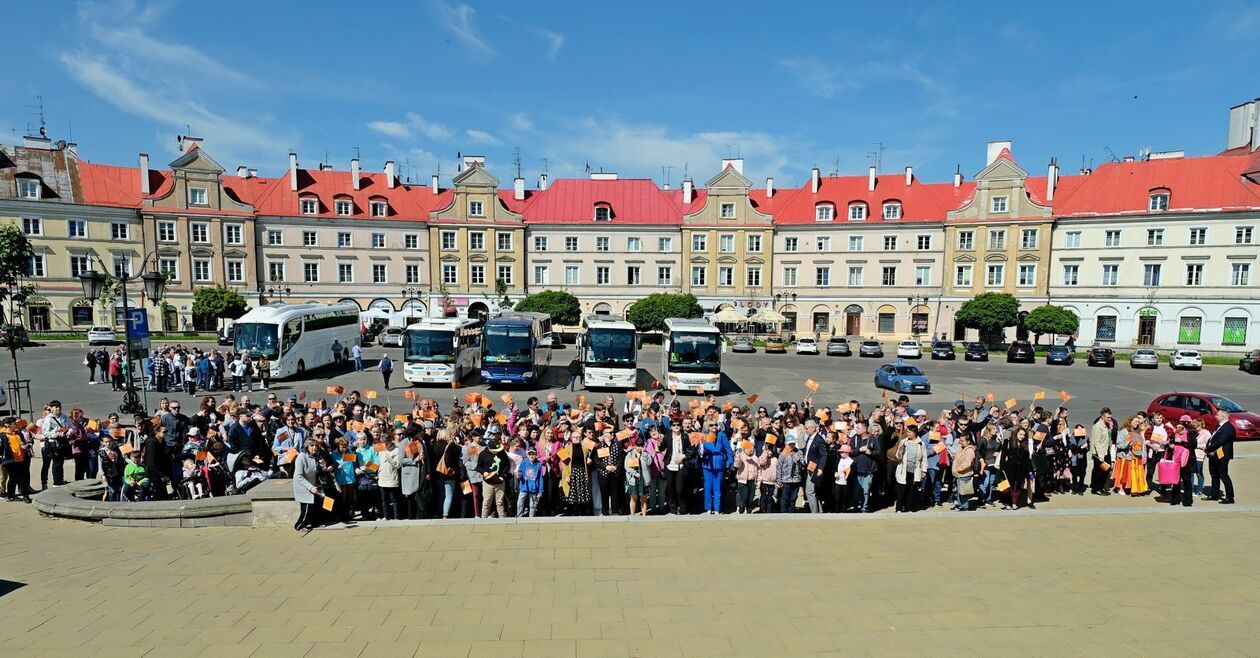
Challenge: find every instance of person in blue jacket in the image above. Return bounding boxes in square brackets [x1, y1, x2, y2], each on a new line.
[516, 448, 545, 517]
[699, 420, 733, 514]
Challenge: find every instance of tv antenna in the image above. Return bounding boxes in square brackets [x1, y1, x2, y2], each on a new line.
[1102, 146, 1121, 163]
[513, 147, 522, 178]
[830, 156, 841, 177]
[21, 94, 47, 136]
[662, 165, 674, 187]
[353, 146, 361, 160]
[867, 142, 885, 170]
[539, 158, 549, 176]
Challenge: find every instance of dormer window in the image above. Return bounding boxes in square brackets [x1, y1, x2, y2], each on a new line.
[16, 177, 39, 199]
[188, 187, 208, 206]
[468, 200, 485, 217]
[990, 195, 1009, 213]
[300, 197, 318, 214]
[882, 201, 902, 220]
[1149, 190, 1170, 212]
[719, 202, 736, 219]
[848, 203, 868, 221]
[335, 199, 353, 216]
[370, 200, 388, 217]
[815, 203, 835, 222]
[593, 203, 612, 221]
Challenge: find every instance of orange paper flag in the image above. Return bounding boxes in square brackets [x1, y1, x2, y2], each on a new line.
[87, 419, 99, 432]
[321, 496, 335, 512]
[470, 413, 483, 426]
[688, 432, 703, 446]
[929, 431, 941, 441]
[765, 434, 778, 445]
[461, 481, 472, 494]
[1033, 391, 1046, 401]
[500, 392, 513, 404]
[464, 392, 479, 405]
[196, 451, 209, 461]
[1005, 398, 1017, 410]
[933, 443, 946, 454]
[283, 449, 299, 464]
[364, 390, 378, 400]
[997, 480, 1011, 492]
[342, 452, 356, 462]
[395, 415, 409, 424]
[119, 442, 134, 455]
[1059, 391, 1072, 402]
[732, 418, 745, 430]
[616, 428, 633, 441]
[582, 438, 597, 452]
[627, 456, 640, 468]
[496, 413, 507, 425]
[373, 442, 387, 453]
[740, 440, 753, 451]
[327, 385, 344, 395]
[597, 447, 610, 458]
[1074, 427, 1088, 437]
[721, 401, 733, 413]
[804, 379, 820, 393]
[112, 428, 126, 438]
[746, 394, 758, 404]
[1034, 431, 1047, 442]
[365, 461, 379, 472]
[404, 390, 416, 400]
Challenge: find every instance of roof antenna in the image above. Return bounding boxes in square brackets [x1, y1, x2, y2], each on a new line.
[584, 161, 591, 174]
[21, 94, 47, 136]
[513, 147, 522, 178]
[662, 165, 674, 187]
[831, 156, 841, 177]
[1102, 146, 1121, 163]
[353, 146, 361, 160]
[540, 158, 549, 176]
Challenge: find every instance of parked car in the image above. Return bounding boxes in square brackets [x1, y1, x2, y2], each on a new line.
[795, 337, 819, 355]
[731, 337, 755, 353]
[0, 324, 28, 348]
[930, 341, 956, 360]
[858, 340, 884, 358]
[1087, 347, 1115, 367]
[1130, 349, 1159, 369]
[1045, 345, 1074, 366]
[964, 343, 989, 361]
[1240, 349, 1260, 375]
[1170, 349, 1203, 371]
[1006, 340, 1035, 363]
[764, 336, 786, 353]
[825, 336, 851, 356]
[378, 326, 405, 347]
[1147, 392, 1259, 440]
[874, 363, 932, 394]
[86, 325, 117, 346]
[896, 340, 922, 359]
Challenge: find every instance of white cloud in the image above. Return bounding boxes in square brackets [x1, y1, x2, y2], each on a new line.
[778, 56, 942, 99]
[497, 15, 564, 61]
[509, 113, 534, 132]
[465, 129, 500, 145]
[366, 121, 412, 139]
[367, 112, 453, 141]
[429, 0, 493, 56]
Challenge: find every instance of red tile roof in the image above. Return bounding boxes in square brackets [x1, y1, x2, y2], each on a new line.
[1052, 154, 1260, 217]
[772, 174, 952, 224]
[78, 162, 260, 216]
[251, 169, 449, 220]
[522, 178, 681, 224]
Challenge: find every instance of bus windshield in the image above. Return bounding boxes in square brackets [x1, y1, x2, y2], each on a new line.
[584, 329, 636, 368]
[405, 330, 456, 363]
[483, 325, 533, 364]
[668, 332, 720, 372]
[234, 322, 279, 358]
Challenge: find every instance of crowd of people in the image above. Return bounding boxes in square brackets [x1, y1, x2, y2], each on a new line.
[84, 345, 274, 394]
[1, 383, 1240, 528]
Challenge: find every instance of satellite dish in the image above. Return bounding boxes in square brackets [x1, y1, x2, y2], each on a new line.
[54, 140, 67, 149]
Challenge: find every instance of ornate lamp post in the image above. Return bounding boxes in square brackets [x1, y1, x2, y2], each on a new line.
[907, 294, 931, 339]
[78, 258, 167, 415]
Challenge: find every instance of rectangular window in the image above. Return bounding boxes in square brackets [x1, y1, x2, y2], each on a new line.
[533, 265, 549, 286]
[27, 253, 45, 277]
[67, 219, 86, 238]
[745, 267, 761, 287]
[878, 312, 896, 334]
[881, 266, 896, 286]
[226, 260, 243, 283]
[442, 264, 458, 285]
[1020, 228, 1038, 249]
[69, 255, 91, 278]
[565, 265, 580, 285]
[469, 264, 485, 286]
[815, 266, 830, 287]
[16, 178, 39, 199]
[955, 264, 973, 287]
[1189, 228, 1207, 245]
[883, 235, 897, 251]
[658, 237, 672, 252]
[338, 262, 354, 283]
[1097, 315, 1117, 342]
[1185, 263, 1203, 286]
[565, 236, 579, 252]
[957, 230, 974, 250]
[303, 231, 318, 247]
[1223, 317, 1248, 345]
[718, 266, 734, 287]
[719, 202, 736, 219]
[657, 266, 672, 286]
[719, 234, 735, 253]
[373, 263, 387, 284]
[746, 234, 762, 253]
[1178, 316, 1202, 343]
[1064, 231, 1081, 248]
[1146, 229, 1164, 246]
[404, 234, 419, 250]
[691, 266, 707, 286]
[1236, 226, 1254, 245]
[1231, 262, 1251, 286]
[304, 263, 321, 283]
[915, 266, 932, 287]
[986, 264, 1004, 287]
[1101, 264, 1119, 286]
[21, 217, 41, 236]
[335, 200, 352, 216]
[468, 231, 485, 251]
[159, 258, 179, 281]
[1149, 193, 1169, 212]
[783, 266, 798, 287]
[1104, 230, 1122, 248]
[848, 266, 863, 287]
[497, 264, 512, 285]
[849, 204, 867, 221]
[817, 236, 831, 252]
[405, 264, 420, 284]
[1143, 263, 1162, 287]
[188, 187, 207, 206]
[691, 234, 707, 252]
[816, 205, 834, 222]
[1062, 264, 1079, 286]
[371, 233, 386, 249]
[783, 237, 798, 252]
[266, 261, 284, 283]
[224, 224, 243, 245]
[987, 229, 1006, 250]
[593, 206, 611, 221]
[1017, 264, 1036, 287]
[468, 200, 484, 217]
[533, 236, 548, 252]
[370, 201, 388, 217]
[991, 195, 1008, 213]
[496, 233, 513, 251]
[441, 231, 457, 250]
[595, 236, 609, 252]
[883, 203, 902, 220]
[917, 235, 932, 251]
[300, 198, 318, 214]
[111, 222, 129, 240]
[627, 237, 641, 252]
[337, 232, 352, 248]
[627, 265, 642, 285]
[196, 259, 213, 282]
[112, 256, 129, 278]
[267, 230, 283, 246]
[597, 266, 611, 285]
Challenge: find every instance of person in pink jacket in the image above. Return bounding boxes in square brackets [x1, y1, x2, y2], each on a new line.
[756, 447, 778, 513]
[733, 441, 759, 514]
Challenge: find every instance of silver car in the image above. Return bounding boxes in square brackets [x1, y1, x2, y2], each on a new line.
[379, 327, 405, 347]
[1130, 349, 1159, 368]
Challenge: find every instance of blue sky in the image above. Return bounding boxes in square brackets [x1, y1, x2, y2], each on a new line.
[4, 0, 1260, 188]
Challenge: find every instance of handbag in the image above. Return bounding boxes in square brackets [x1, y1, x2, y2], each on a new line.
[957, 477, 975, 496]
[1156, 459, 1179, 485]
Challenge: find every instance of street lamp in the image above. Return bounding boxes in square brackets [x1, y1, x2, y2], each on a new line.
[78, 256, 166, 415]
[907, 294, 931, 339]
[402, 287, 424, 320]
[773, 291, 796, 307]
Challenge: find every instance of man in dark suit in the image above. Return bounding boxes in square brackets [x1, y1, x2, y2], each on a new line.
[1204, 409, 1236, 504]
[802, 419, 829, 514]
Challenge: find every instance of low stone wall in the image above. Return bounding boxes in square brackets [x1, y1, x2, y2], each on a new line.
[33, 478, 295, 528]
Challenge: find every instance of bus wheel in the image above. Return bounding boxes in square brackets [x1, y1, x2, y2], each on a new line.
[297, 360, 306, 375]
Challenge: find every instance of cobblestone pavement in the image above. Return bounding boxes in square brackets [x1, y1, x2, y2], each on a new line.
[1, 455, 1257, 657]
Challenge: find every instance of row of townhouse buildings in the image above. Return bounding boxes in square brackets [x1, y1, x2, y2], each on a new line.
[3, 98, 1260, 352]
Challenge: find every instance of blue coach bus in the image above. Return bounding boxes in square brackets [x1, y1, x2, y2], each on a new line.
[480, 311, 553, 386]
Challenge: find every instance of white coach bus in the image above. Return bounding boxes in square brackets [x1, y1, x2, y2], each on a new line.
[402, 317, 483, 385]
[232, 302, 360, 378]
[578, 315, 638, 389]
[662, 318, 723, 393]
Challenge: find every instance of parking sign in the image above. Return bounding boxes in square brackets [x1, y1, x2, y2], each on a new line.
[126, 309, 150, 338]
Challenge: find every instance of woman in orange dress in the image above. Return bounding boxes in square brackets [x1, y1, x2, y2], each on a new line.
[1113, 416, 1148, 495]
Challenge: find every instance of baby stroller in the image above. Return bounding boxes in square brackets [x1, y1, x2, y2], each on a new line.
[178, 458, 213, 500]
[228, 451, 270, 495]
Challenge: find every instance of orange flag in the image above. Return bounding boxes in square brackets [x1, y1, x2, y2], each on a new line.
[326, 385, 344, 395]
[364, 390, 378, 400]
[746, 394, 758, 404]
[1059, 390, 1072, 402]
[1004, 398, 1018, 410]
[1033, 391, 1046, 401]
[804, 379, 820, 393]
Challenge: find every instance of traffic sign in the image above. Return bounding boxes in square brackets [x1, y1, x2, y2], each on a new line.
[126, 308, 150, 338]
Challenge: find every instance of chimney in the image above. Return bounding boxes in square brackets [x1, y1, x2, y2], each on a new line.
[1046, 158, 1059, 202]
[385, 160, 396, 189]
[139, 153, 151, 194]
[237, 166, 249, 178]
[904, 166, 913, 186]
[766, 177, 774, 198]
[682, 179, 694, 204]
[178, 136, 203, 152]
[65, 142, 78, 159]
[351, 158, 361, 191]
[462, 155, 485, 170]
[867, 165, 877, 192]
[986, 140, 1012, 165]
[953, 165, 963, 189]
[1122, 156, 1135, 163]
[1226, 98, 1260, 152]
[248, 168, 258, 178]
[590, 172, 618, 180]
[22, 134, 52, 149]
[720, 158, 744, 174]
[513, 176, 525, 200]
[431, 174, 439, 194]
[810, 167, 821, 194]
[289, 152, 298, 191]
[537, 173, 548, 191]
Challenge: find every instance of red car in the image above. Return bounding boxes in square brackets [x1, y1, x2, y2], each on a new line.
[1147, 392, 1260, 440]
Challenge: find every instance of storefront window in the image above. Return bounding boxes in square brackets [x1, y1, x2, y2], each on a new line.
[1178, 316, 1202, 343]
[71, 306, 93, 326]
[1096, 315, 1117, 342]
[878, 312, 896, 334]
[1222, 317, 1246, 345]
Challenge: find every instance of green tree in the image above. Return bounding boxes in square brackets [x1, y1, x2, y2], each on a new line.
[625, 293, 703, 333]
[192, 285, 249, 328]
[0, 224, 36, 384]
[514, 290, 582, 326]
[954, 292, 1021, 345]
[1022, 304, 1080, 343]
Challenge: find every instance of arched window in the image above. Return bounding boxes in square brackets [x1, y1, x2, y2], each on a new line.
[882, 200, 902, 220]
[368, 196, 389, 217]
[299, 196, 318, 214]
[1149, 188, 1170, 212]
[593, 202, 612, 221]
[848, 202, 868, 221]
[815, 203, 835, 222]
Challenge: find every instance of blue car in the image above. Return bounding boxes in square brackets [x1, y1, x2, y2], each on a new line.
[1046, 345, 1074, 365]
[874, 363, 932, 394]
